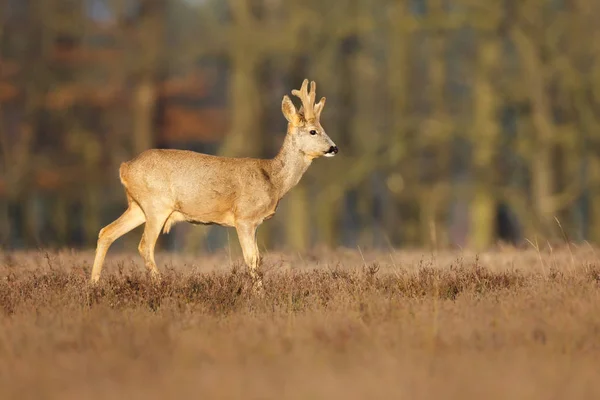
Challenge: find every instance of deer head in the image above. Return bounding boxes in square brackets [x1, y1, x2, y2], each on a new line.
[281, 79, 338, 159]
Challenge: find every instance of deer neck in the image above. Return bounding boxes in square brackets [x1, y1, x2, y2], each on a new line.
[269, 132, 312, 198]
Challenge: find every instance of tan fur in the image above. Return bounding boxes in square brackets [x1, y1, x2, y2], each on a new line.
[90, 79, 338, 285]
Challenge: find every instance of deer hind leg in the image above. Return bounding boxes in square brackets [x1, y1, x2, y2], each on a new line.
[91, 200, 145, 283]
[235, 222, 263, 289]
[138, 209, 171, 281]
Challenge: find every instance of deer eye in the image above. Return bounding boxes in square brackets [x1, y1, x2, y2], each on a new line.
[309, 130, 317, 135]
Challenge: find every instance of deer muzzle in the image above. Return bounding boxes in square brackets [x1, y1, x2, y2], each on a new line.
[324, 145, 338, 157]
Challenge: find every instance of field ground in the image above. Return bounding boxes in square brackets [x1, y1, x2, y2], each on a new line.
[1, 246, 600, 399]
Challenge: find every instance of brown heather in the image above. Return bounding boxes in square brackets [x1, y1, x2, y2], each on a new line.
[1, 247, 600, 399]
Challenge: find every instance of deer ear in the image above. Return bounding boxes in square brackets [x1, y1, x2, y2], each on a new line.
[282, 95, 301, 126]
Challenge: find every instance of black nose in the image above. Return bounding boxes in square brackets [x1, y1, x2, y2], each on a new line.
[328, 146, 338, 154]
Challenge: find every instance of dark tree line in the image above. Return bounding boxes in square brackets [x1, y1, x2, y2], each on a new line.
[1, 0, 599, 252]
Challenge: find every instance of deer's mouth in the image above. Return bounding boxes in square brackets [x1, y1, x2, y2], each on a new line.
[324, 145, 338, 157]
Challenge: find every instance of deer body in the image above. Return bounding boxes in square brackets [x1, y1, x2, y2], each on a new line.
[90, 79, 337, 285]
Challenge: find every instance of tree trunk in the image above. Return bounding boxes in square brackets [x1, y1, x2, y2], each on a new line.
[51, 195, 69, 246]
[588, 155, 600, 244]
[419, 189, 438, 250]
[511, 28, 557, 239]
[23, 191, 39, 247]
[469, 186, 496, 250]
[316, 190, 340, 248]
[285, 182, 309, 251]
[0, 199, 7, 247]
[468, 39, 500, 250]
[132, 78, 158, 155]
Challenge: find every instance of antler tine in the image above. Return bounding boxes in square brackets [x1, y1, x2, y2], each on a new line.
[291, 79, 316, 121]
[309, 81, 316, 107]
[291, 79, 308, 96]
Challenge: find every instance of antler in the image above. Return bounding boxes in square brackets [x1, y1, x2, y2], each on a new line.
[292, 79, 318, 121]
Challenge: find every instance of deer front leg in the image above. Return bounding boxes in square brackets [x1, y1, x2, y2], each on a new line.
[235, 221, 262, 288]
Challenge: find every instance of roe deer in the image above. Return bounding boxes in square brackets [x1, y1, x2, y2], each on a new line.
[90, 79, 338, 285]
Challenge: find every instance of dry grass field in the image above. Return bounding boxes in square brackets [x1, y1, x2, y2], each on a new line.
[1, 246, 600, 399]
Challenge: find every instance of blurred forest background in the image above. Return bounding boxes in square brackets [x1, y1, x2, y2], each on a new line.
[1, 0, 600, 253]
